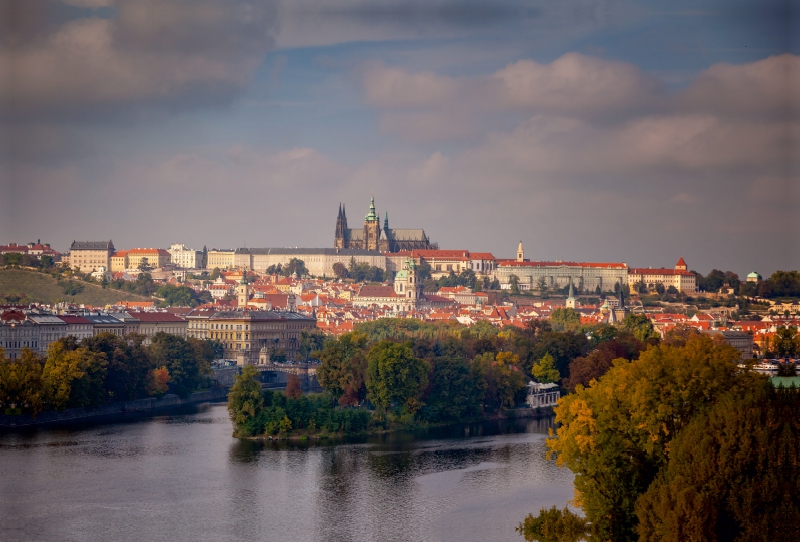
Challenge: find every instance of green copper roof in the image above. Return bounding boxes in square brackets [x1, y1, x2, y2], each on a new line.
[365, 195, 378, 221]
[771, 376, 800, 389]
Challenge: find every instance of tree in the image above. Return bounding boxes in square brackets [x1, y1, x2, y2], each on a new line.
[282, 258, 308, 277]
[530, 352, 560, 383]
[537, 276, 548, 294]
[636, 386, 800, 542]
[82, 333, 151, 401]
[655, 283, 665, 295]
[621, 312, 659, 341]
[546, 336, 761, 540]
[549, 308, 582, 332]
[316, 332, 369, 405]
[0, 347, 45, 415]
[201, 245, 208, 269]
[666, 285, 678, 295]
[285, 373, 303, 399]
[149, 333, 206, 397]
[420, 355, 484, 423]
[564, 336, 646, 392]
[138, 257, 152, 271]
[210, 267, 221, 280]
[509, 274, 520, 295]
[156, 284, 201, 307]
[774, 326, 799, 357]
[471, 351, 527, 411]
[332, 262, 348, 279]
[227, 365, 264, 437]
[366, 341, 429, 413]
[147, 366, 170, 396]
[517, 506, 589, 542]
[298, 328, 326, 360]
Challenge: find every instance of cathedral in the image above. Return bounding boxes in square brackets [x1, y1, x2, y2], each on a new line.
[334, 196, 437, 253]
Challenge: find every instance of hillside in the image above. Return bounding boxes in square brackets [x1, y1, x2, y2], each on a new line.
[0, 269, 153, 306]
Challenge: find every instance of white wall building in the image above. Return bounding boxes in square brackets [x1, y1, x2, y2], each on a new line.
[168, 243, 203, 269]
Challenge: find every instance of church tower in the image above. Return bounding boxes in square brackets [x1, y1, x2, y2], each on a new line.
[378, 210, 391, 252]
[334, 203, 348, 249]
[516, 241, 525, 262]
[236, 273, 250, 308]
[394, 258, 422, 312]
[363, 195, 380, 251]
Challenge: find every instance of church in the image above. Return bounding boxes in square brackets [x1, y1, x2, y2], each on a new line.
[334, 196, 437, 253]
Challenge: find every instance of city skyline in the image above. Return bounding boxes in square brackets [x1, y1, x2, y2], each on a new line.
[2, 0, 798, 277]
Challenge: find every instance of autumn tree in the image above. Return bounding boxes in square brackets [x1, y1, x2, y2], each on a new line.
[636, 386, 800, 542]
[471, 351, 527, 411]
[530, 352, 560, 384]
[0, 347, 45, 415]
[549, 308, 582, 332]
[285, 373, 303, 399]
[546, 336, 762, 541]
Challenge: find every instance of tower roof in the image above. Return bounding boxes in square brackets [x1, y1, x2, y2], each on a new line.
[676, 257, 687, 267]
[365, 195, 378, 221]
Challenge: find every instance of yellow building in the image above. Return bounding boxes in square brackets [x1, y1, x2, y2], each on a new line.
[69, 240, 115, 273]
[110, 251, 129, 272]
[207, 249, 236, 269]
[186, 309, 316, 363]
[127, 248, 171, 270]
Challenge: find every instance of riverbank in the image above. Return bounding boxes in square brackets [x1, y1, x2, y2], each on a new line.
[0, 388, 229, 430]
[247, 405, 555, 442]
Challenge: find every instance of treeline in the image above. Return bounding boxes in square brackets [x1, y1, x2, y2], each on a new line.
[229, 314, 660, 437]
[0, 333, 214, 416]
[517, 335, 799, 542]
[697, 269, 800, 298]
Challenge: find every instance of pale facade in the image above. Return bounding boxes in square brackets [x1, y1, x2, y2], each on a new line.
[110, 251, 129, 272]
[207, 249, 236, 269]
[627, 258, 697, 293]
[496, 259, 629, 293]
[69, 240, 115, 273]
[168, 243, 202, 269]
[235, 248, 386, 277]
[127, 248, 171, 270]
[187, 309, 316, 363]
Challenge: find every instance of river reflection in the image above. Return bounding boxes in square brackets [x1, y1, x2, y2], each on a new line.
[0, 404, 574, 542]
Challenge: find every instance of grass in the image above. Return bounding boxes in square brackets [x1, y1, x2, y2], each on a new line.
[0, 268, 152, 306]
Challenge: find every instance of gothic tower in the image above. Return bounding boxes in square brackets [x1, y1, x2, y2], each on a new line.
[363, 195, 380, 251]
[378, 210, 391, 252]
[334, 203, 349, 249]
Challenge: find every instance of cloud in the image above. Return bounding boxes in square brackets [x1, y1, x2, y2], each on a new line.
[363, 63, 459, 108]
[1, 0, 278, 118]
[677, 53, 800, 118]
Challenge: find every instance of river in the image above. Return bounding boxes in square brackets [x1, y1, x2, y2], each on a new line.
[0, 403, 574, 542]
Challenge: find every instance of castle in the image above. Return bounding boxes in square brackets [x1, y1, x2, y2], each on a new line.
[334, 196, 437, 253]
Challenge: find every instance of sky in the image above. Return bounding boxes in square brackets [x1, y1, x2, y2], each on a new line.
[1, 0, 798, 277]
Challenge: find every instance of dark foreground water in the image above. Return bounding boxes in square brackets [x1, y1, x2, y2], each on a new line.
[0, 403, 574, 542]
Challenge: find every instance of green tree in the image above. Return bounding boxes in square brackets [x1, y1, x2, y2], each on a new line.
[621, 312, 659, 341]
[282, 258, 308, 277]
[366, 341, 429, 413]
[421, 355, 484, 422]
[227, 365, 264, 437]
[298, 328, 326, 360]
[549, 308, 582, 332]
[530, 352, 560, 383]
[774, 326, 799, 357]
[636, 386, 800, 542]
[316, 332, 369, 405]
[149, 333, 206, 396]
[138, 257, 152, 271]
[82, 333, 152, 401]
[156, 284, 201, 307]
[516, 506, 589, 542]
[471, 351, 527, 411]
[509, 274, 521, 295]
[546, 336, 761, 541]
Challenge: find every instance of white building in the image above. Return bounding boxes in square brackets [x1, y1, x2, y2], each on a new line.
[168, 243, 203, 269]
[526, 381, 560, 409]
[495, 243, 628, 293]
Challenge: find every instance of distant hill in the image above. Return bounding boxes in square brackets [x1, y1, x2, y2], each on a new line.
[0, 269, 152, 306]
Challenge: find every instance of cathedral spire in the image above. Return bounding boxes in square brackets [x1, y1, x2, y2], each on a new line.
[384, 210, 389, 231]
[365, 194, 378, 221]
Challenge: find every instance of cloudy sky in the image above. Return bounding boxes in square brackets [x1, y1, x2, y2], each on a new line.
[1, 0, 798, 276]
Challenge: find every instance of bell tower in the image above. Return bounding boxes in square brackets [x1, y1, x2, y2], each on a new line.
[363, 195, 380, 251]
[516, 241, 525, 262]
[236, 273, 249, 308]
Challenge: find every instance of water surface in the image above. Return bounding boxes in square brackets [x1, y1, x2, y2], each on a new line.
[1, 404, 574, 542]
